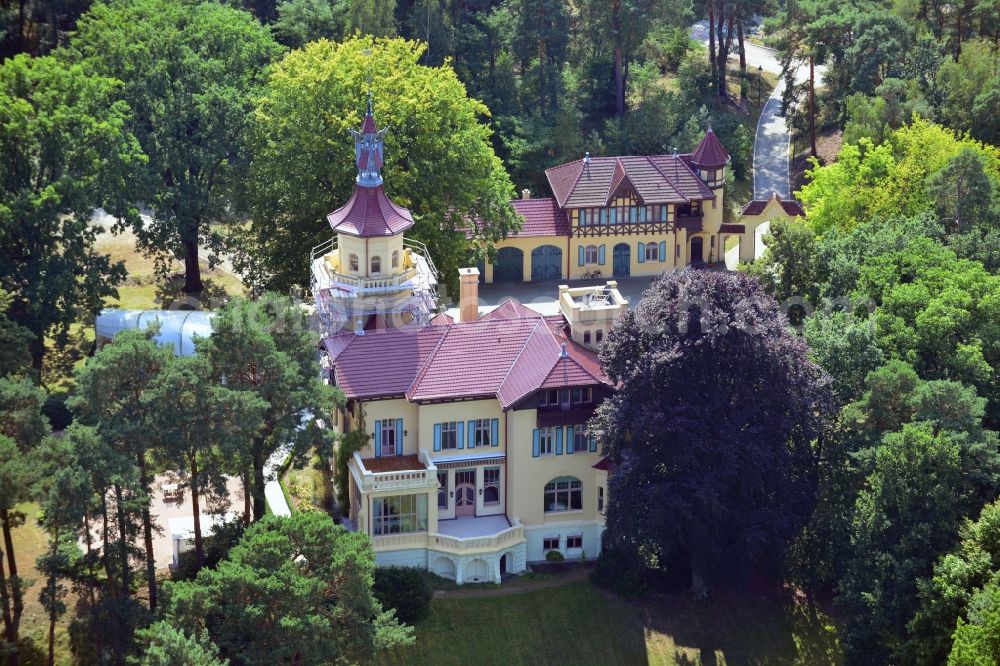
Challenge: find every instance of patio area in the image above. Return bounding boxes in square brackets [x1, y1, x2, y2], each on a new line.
[436, 515, 512, 539]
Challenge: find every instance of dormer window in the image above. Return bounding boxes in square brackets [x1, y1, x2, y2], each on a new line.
[349, 254, 359, 272]
[371, 256, 381, 273]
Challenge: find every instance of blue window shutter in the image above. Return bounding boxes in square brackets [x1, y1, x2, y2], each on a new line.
[467, 420, 475, 448]
[578, 246, 585, 266]
[491, 419, 499, 447]
[395, 418, 403, 455]
[637, 242, 645, 264]
[659, 241, 667, 261]
[589, 435, 597, 452]
[532, 429, 540, 457]
[456, 421, 465, 449]
[566, 425, 575, 454]
[598, 245, 606, 265]
[434, 423, 442, 452]
[555, 427, 563, 455]
[374, 420, 382, 458]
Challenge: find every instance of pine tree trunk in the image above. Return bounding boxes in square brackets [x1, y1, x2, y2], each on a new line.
[0, 547, 16, 657]
[138, 458, 157, 612]
[809, 54, 817, 157]
[46, 527, 58, 666]
[113, 484, 130, 595]
[737, 19, 747, 97]
[1, 509, 22, 631]
[100, 496, 114, 592]
[707, 0, 717, 89]
[242, 469, 252, 525]
[614, 46, 625, 117]
[252, 446, 267, 522]
[183, 238, 203, 294]
[190, 454, 204, 569]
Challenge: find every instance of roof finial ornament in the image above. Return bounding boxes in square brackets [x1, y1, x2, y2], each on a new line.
[559, 342, 568, 358]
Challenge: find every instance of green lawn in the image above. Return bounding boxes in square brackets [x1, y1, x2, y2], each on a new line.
[380, 581, 841, 666]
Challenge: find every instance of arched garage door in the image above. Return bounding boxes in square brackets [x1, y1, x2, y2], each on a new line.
[493, 247, 524, 283]
[531, 245, 563, 281]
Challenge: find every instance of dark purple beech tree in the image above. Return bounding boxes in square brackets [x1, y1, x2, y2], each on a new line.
[591, 270, 833, 593]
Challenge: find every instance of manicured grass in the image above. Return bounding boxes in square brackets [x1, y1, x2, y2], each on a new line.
[380, 581, 842, 666]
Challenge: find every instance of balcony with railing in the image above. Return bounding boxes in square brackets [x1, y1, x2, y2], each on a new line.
[310, 237, 439, 330]
[350, 449, 439, 493]
[371, 518, 525, 556]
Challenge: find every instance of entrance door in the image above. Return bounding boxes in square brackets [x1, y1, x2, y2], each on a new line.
[493, 247, 524, 283]
[455, 469, 476, 517]
[690, 236, 704, 265]
[613, 243, 630, 277]
[531, 245, 563, 281]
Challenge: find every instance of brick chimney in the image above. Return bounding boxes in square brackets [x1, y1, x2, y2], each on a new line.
[458, 267, 480, 323]
[521, 188, 531, 200]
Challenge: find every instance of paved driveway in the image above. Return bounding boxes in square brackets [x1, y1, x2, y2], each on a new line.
[689, 21, 826, 201]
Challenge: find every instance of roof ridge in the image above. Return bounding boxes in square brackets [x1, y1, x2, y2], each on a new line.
[559, 160, 589, 209]
[645, 155, 690, 204]
[405, 323, 452, 399]
[496, 319, 548, 399]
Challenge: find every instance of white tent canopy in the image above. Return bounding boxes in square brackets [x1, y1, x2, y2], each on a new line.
[95, 309, 215, 356]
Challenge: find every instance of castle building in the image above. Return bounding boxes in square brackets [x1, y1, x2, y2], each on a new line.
[316, 100, 806, 584]
[474, 129, 754, 283]
[323, 275, 625, 583]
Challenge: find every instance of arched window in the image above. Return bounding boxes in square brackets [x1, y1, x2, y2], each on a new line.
[371, 255, 381, 273]
[348, 254, 359, 272]
[544, 476, 582, 513]
[391, 250, 400, 268]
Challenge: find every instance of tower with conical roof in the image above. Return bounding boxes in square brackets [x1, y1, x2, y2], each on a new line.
[310, 96, 439, 333]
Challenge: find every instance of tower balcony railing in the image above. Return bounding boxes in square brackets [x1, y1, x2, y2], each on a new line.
[309, 237, 439, 295]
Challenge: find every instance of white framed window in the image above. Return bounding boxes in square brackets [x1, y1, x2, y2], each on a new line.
[483, 467, 500, 504]
[584, 245, 598, 264]
[372, 494, 428, 535]
[645, 243, 660, 262]
[474, 419, 491, 447]
[441, 421, 458, 450]
[371, 255, 382, 273]
[566, 534, 583, 549]
[539, 428, 555, 455]
[543, 536, 560, 551]
[380, 420, 397, 456]
[544, 477, 582, 513]
[574, 429, 587, 453]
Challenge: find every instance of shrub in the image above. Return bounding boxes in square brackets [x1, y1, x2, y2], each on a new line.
[591, 539, 648, 599]
[43, 391, 73, 430]
[373, 567, 433, 624]
[545, 550, 565, 562]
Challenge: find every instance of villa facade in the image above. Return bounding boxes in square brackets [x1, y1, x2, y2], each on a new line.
[312, 99, 804, 584]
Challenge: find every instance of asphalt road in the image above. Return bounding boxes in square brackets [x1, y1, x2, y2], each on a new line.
[689, 21, 826, 201]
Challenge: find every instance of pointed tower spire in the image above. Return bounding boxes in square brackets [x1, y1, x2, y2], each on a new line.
[350, 93, 385, 187]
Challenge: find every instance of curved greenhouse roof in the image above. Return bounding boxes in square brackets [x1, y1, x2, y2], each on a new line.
[95, 309, 215, 356]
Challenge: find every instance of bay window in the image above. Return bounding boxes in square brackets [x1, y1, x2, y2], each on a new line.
[372, 494, 428, 535]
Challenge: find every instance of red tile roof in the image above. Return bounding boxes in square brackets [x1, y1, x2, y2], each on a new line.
[327, 184, 415, 238]
[546, 151, 714, 209]
[690, 128, 731, 169]
[593, 457, 616, 471]
[430, 312, 454, 326]
[324, 301, 608, 406]
[510, 198, 570, 236]
[479, 298, 544, 321]
[740, 196, 806, 217]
